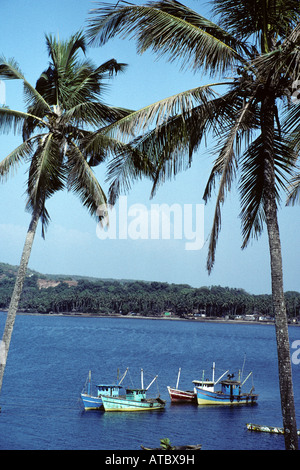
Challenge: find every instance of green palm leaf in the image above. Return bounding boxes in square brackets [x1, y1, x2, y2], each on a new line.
[239, 133, 297, 248]
[87, 0, 247, 75]
[0, 138, 35, 181]
[0, 57, 52, 115]
[26, 133, 65, 236]
[0, 107, 46, 135]
[286, 172, 300, 205]
[66, 142, 107, 218]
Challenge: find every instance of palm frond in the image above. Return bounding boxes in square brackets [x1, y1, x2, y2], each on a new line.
[204, 95, 258, 273]
[66, 142, 107, 219]
[80, 128, 133, 167]
[106, 143, 154, 205]
[87, 0, 247, 75]
[212, 0, 300, 41]
[239, 133, 298, 247]
[26, 133, 66, 236]
[282, 102, 300, 151]
[0, 107, 46, 135]
[105, 84, 252, 204]
[0, 138, 36, 181]
[62, 101, 133, 128]
[45, 31, 87, 73]
[0, 57, 52, 115]
[253, 21, 300, 84]
[286, 172, 300, 205]
[95, 58, 128, 76]
[102, 83, 221, 142]
[105, 86, 237, 203]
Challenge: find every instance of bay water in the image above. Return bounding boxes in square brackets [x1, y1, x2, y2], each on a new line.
[0, 312, 299, 450]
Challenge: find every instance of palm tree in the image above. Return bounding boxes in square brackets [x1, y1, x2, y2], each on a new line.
[0, 31, 133, 395]
[86, 0, 300, 449]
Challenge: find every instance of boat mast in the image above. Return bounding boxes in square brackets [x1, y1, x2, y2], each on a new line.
[201, 370, 205, 386]
[241, 371, 252, 387]
[214, 369, 230, 385]
[212, 362, 215, 383]
[118, 367, 128, 386]
[176, 368, 181, 390]
[141, 368, 144, 389]
[88, 370, 91, 396]
[146, 375, 158, 390]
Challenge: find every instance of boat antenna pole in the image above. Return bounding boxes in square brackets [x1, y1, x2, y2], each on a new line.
[118, 367, 129, 386]
[176, 368, 181, 390]
[146, 375, 158, 391]
[241, 371, 253, 387]
[88, 370, 91, 396]
[241, 353, 246, 382]
[214, 370, 230, 386]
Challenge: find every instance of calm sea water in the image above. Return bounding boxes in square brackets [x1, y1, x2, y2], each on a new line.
[0, 312, 299, 450]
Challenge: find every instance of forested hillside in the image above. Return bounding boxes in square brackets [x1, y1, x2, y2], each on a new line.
[0, 262, 299, 319]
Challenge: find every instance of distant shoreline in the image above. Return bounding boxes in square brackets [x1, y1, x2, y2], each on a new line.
[7, 310, 299, 326]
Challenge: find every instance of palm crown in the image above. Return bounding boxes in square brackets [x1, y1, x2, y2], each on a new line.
[0, 31, 131, 235]
[87, 0, 300, 271]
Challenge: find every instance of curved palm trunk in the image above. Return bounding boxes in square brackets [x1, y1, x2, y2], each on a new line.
[0, 208, 40, 395]
[262, 94, 298, 450]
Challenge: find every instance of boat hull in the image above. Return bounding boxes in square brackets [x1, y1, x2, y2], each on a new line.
[167, 386, 196, 403]
[80, 393, 103, 410]
[246, 423, 300, 435]
[101, 395, 166, 412]
[196, 388, 258, 405]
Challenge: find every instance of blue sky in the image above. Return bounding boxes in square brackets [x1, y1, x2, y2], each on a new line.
[0, 0, 299, 295]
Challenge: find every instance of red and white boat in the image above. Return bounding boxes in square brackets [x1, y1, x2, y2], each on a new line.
[167, 368, 197, 403]
[167, 364, 229, 403]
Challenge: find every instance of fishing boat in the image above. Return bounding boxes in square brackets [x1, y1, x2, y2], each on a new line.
[101, 369, 166, 412]
[167, 368, 197, 403]
[80, 368, 128, 410]
[195, 371, 258, 405]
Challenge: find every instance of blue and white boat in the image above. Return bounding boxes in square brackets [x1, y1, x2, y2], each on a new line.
[80, 369, 128, 410]
[195, 371, 258, 405]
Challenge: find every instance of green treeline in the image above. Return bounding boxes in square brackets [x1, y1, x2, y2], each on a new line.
[0, 263, 299, 318]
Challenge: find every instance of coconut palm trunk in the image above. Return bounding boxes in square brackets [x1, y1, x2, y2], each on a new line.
[265, 200, 298, 450]
[262, 92, 298, 450]
[0, 208, 40, 393]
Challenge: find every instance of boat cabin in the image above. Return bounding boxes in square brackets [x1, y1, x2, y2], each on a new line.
[96, 384, 123, 398]
[192, 380, 215, 392]
[220, 380, 241, 396]
[125, 389, 147, 401]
